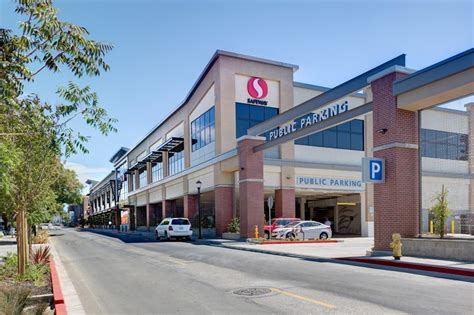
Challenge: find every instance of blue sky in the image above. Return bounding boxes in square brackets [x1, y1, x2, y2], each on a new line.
[2, 0, 473, 184]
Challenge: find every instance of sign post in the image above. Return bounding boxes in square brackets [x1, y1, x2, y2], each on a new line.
[267, 196, 274, 239]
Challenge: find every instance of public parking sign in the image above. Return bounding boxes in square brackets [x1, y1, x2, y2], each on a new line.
[362, 157, 385, 183]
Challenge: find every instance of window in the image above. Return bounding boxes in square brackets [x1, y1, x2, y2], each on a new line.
[151, 161, 163, 182]
[191, 107, 215, 152]
[139, 169, 147, 188]
[168, 144, 185, 176]
[295, 119, 364, 151]
[171, 219, 190, 225]
[421, 128, 468, 161]
[235, 103, 279, 138]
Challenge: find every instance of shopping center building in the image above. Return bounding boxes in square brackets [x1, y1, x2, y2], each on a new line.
[87, 49, 473, 242]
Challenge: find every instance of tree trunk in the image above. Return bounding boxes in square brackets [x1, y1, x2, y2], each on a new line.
[16, 209, 27, 275]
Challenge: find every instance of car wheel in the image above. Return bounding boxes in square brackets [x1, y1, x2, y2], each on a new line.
[164, 231, 169, 241]
[320, 232, 328, 240]
[286, 232, 295, 240]
[264, 231, 270, 240]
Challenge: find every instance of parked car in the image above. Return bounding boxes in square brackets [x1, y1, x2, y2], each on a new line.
[155, 218, 192, 241]
[272, 221, 332, 240]
[264, 218, 301, 239]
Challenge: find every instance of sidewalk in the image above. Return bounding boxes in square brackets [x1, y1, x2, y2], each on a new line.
[201, 237, 474, 277]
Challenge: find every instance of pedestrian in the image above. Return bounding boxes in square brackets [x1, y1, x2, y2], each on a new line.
[324, 217, 332, 227]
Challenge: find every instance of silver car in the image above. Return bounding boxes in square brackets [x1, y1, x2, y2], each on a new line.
[272, 221, 332, 240]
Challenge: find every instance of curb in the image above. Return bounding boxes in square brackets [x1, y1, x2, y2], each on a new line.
[336, 257, 474, 277]
[49, 257, 67, 315]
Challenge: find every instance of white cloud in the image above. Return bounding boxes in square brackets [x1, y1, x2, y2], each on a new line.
[64, 161, 111, 190]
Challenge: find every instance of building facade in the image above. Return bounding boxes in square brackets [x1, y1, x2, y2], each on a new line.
[89, 50, 472, 238]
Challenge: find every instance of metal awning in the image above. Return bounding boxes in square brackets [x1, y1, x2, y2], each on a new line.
[141, 150, 163, 163]
[157, 137, 184, 152]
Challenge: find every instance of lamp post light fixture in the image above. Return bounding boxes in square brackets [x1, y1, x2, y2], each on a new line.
[196, 180, 202, 239]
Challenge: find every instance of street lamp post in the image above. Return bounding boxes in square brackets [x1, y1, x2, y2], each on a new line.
[196, 180, 202, 239]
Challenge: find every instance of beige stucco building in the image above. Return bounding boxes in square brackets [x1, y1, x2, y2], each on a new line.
[87, 50, 472, 237]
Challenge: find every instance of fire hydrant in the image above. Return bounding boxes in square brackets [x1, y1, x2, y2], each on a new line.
[390, 233, 402, 260]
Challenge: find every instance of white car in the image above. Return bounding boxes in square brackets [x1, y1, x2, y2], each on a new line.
[155, 218, 193, 241]
[272, 221, 332, 240]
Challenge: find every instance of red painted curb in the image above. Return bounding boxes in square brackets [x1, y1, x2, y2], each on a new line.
[49, 256, 67, 315]
[260, 240, 339, 245]
[336, 257, 474, 277]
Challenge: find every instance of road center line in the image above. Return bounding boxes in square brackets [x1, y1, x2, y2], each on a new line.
[271, 288, 336, 309]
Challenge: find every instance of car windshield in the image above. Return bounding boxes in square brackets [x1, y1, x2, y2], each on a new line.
[171, 219, 190, 225]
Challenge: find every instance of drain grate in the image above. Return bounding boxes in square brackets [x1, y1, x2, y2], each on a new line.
[233, 288, 272, 296]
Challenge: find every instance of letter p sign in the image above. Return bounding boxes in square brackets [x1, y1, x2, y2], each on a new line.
[370, 161, 382, 180]
[362, 157, 385, 183]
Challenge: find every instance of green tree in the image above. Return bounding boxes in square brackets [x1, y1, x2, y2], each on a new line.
[1, 0, 117, 274]
[430, 185, 450, 239]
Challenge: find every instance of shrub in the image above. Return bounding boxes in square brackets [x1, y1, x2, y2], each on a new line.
[226, 218, 240, 233]
[0, 253, 19, 280]
[430, 185, 450, 239]
[30, 246, 51, 265]
[20, 264, 49, 287]
[32, 230, 49, 244]
[0, 285, 31, 315]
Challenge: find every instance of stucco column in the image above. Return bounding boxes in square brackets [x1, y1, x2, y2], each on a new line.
[371, 70, 419, 250]
[238, 136, 265, 239]
[465, 103, 474, 214]
[275, 189, 296, 218]
[215, 186, 234, 236]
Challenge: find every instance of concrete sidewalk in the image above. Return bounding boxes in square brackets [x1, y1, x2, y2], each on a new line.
[201, 237, 474, 275]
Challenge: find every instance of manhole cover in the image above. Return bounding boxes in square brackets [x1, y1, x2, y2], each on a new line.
[233, 288, 272, 296]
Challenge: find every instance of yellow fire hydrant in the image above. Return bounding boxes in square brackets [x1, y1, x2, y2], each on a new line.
[390, 233, 402, 260]
[255, 225, 259, 240]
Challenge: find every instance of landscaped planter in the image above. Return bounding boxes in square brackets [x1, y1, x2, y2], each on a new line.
[247, 239, 339, 245]
[222, 232, 241, 240]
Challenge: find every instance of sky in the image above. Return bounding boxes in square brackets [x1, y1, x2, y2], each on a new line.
[1, 0, 473, 185]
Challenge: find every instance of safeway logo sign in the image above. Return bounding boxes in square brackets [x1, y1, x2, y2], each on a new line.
[247, 77, 268, 99]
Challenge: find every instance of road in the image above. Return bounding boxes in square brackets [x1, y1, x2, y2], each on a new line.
[51, 229, 473, 314]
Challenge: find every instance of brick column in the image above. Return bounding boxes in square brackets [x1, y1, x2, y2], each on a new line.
[275, 189, 296, 218]
[371, 70, 419, 250]
[146, 203, 150, 231]
[215, 186, 233, 236]
[184, 194, 198, 220]
[162, 200, 176, 218]
[465, 103, 474, 214]
[238, 136, 265, 239]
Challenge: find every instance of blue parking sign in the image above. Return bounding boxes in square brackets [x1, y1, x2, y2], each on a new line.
[362, 157, 385, 183]
[369, 160, 383, 180]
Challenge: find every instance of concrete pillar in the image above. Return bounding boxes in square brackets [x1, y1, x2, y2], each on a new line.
[237, 136, 265, 239]
[215, 186, 234, 236]
[183, 194, 198, 220]
[465, 103, 474, 213]
[275, 189, 296, 218]
[371, 70, 419, 250]
[299, 198, 306, 220]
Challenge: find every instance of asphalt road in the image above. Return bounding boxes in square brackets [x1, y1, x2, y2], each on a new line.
[51, 229, 474, 314]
